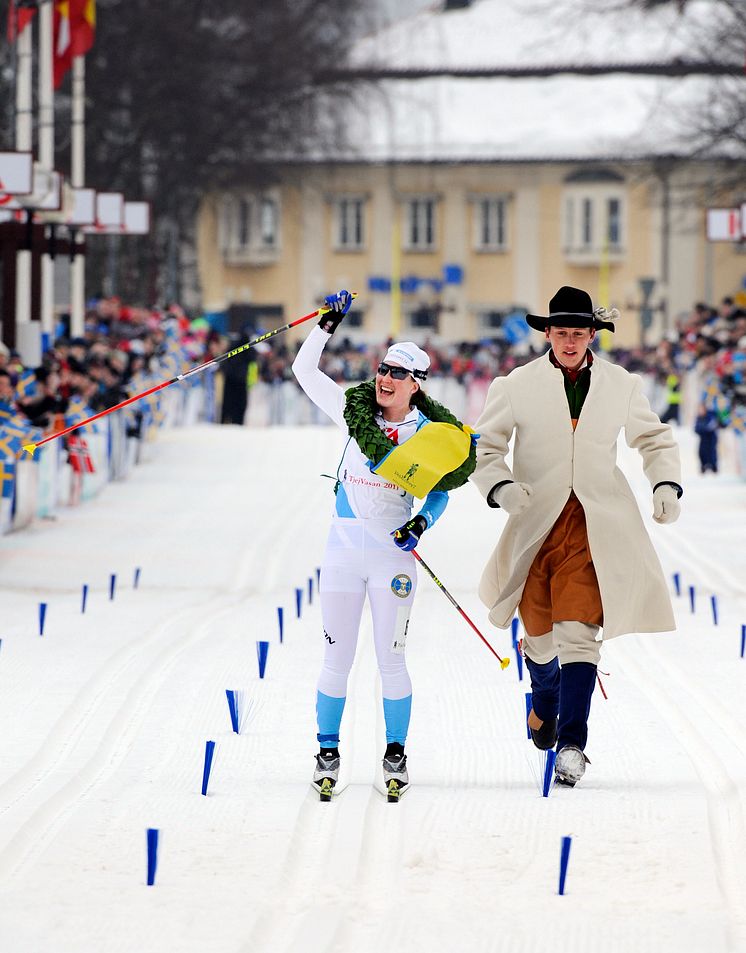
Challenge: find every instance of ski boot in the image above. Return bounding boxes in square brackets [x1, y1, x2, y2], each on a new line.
[554, 745, 589, 787]
[382, 744, 409, 802]
[313, 749, 340, 802]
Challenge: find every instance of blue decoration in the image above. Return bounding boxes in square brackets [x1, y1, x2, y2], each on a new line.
[443, 264, 463, 285]
[525, 692, 532, 740]
[134, 567, 141, 590]
[256, 641, 269, 679]
[226, 690, 240, 734]
[295, 587, 303, 619]
[201, 740, 216, 796]
[511, 616, 519, 648]
[146, 828, 159, 886]
[672, 572, 681, 596]
[367, 276, 392, 293]
[502, 313, 531, 345]
[559, 835, 572, 895]
[109, 574, 116, 601]
[400, 275, 420, 295]
[514, 643, 523, 681]
[688, 585, 696, 614]
[308, 577, 313, 605]
[81, 584, 88, 614]
[277, 607, 284, 644]
[38, 602, 47, 637]
[711, 595, 718, 626]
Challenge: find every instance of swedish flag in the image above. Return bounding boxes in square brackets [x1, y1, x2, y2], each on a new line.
[15, 371, 37, 401]
[0, 460, 14, 500]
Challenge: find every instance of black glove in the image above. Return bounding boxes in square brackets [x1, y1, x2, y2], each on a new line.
[318, 289, 352, 335]
[391, 515, 427, 551]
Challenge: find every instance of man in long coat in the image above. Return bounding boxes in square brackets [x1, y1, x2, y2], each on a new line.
[471, 287, 682, 786]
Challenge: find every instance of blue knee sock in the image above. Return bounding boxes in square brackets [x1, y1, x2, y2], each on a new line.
[383, 694, 412, 745]
[316, 691, 346, 746]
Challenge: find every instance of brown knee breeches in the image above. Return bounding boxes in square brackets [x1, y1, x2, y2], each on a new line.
[519, 494, 603, 637]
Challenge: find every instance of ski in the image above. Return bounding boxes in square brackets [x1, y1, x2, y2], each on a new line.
[386, 779, 409, 802]
[318, 777, 335, 802]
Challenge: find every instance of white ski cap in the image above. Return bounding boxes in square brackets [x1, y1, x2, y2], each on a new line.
[384, 341, 430, 380]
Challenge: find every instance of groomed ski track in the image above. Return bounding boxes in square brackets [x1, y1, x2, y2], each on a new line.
[0, 424, 744, 953]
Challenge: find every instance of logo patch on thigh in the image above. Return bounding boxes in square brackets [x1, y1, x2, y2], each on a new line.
[391, 573, 412, 598]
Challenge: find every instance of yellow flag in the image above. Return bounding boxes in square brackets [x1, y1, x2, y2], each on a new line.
[372, 422, 473, 499]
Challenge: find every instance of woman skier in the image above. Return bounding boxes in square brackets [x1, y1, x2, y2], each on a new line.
[292, 290, 475, 801]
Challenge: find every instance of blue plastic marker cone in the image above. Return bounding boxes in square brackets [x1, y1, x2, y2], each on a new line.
[109, 574, 116, 601]
[226, 690, 240, 734]
[146, 828, 159, 886]
[256, 641, 269, 679]
[308, 577, 313, 605]
[711, 595, 718, 626]
[525, 692, 533, 740]
[134, 567, 141, 590]
[201, 740, 216, 796]
[673, 572, 681, 597]
[542, 750, 556, 797]
[295, 587, 303, 619]
[0, 638, 3, 654]
[277, 606, 284, 644]
[558, 835, 572, 895]
[514, 644, 523, 681]
[741, 624, 745, 659]
[688, 584, 696, 614]
[511, 616, 519, 647]
[316, 566, 321, 588]
[38, 602, 47, 637]
[81, 584, 88, 614]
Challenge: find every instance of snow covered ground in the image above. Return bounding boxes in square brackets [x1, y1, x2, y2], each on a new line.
[0, 422, 744, 953]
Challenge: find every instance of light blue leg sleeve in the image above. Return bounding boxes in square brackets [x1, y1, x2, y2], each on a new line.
[383, 694, 412, 745]
[316, 691, 346, 746]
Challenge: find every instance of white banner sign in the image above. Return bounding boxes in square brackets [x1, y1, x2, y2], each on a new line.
[0, 151, 33, 197]
[124, 201, 150, 235]
[96, 192, 124, 229]
[707, 208, 742, 242]
[68, 188, 96, 226]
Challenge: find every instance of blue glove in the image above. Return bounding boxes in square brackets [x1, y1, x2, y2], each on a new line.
[391, 515, 427, 551]
[318, 290, 352, 334]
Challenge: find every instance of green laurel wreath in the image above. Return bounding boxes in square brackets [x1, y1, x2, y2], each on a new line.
[342, 380, 476, 492]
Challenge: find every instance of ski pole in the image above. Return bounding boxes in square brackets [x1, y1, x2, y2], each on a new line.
[21, 295, 356, 457]
[412, 550, 510, 669]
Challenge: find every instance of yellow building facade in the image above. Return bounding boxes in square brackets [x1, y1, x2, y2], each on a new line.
[197, 159, 746, 348]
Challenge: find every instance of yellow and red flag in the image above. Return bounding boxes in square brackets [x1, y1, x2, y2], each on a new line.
[53, 1, 72, 89]
[71, 0, 95, 56]
[54, 0, 96, 89]
[6, 0, 36, 43]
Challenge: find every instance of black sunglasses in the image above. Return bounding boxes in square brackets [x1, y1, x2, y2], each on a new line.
[377, 362, 412, 380]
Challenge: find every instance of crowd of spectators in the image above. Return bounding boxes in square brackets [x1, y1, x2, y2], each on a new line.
[2, 290, 745, 475]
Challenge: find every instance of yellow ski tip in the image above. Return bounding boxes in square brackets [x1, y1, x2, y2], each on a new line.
[500, 657, 511, 670]
[22, 443, 37, 457]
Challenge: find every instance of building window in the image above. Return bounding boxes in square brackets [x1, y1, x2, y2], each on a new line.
[475, 197, 507, 251]
[260, 198, 278, 247]
[408, 305, 439, 330]
[563, 189, 626, 258]
[238, 199, 251, 247]
[582, 198, 593, 248]
[406, 198, 436, 251]
[220, 190, 281, 263]
[334, 197, 365, 250]
[607, 197, 621, 246]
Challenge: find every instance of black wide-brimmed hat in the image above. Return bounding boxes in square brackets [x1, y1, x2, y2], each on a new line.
[526, 286, 616, 332]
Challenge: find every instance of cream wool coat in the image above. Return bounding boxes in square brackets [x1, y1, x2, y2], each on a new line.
[471, 353, 682, 639]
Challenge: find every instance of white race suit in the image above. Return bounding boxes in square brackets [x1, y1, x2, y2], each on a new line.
[292, 326, 448, 748]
